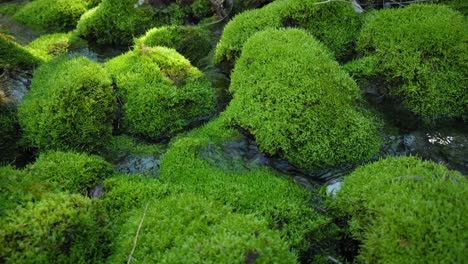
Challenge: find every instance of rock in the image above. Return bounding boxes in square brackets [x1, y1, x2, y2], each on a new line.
[115, 155, 160, 176]
[326, 180, 343, 198]
[88, 182, 104, 199]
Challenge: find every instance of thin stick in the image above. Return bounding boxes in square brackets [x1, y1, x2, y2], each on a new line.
[127, 202, 150, 264]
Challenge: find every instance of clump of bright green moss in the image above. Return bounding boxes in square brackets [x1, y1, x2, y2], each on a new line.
[334, 156, 467, 263]
[348, 4, 468, 121]
[13, 0, 97, 32]
[26, 151, 114, 195]
[0, 33, 42, 73]
[0, 166, 43, 216]
[0, 193, 108, 263]
[107, 193, 298, 263]
[18, 56, 115, 152]
[160, 117, 336, 257]
[77, 0, 216, 45]
[136, 25, 212, 66]
[226, 28, 381, 170]
[214, 0, 361, 67]
[106, 47, 215, 140]
[25, 33, 88, 61]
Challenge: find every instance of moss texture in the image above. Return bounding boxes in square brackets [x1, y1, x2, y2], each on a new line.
[76, 0, 216, 45]
[107, 193, 298, 263]
[349, 4, 468, 121]
[160, 117, 336, 257]
[18, 56, 115, 152]
[214, 0, 361, 67]
[26, 151, 114, 195]
[0, 193, 108, 263]
[0, 33, 42, 73]
[135, 25, 212, 66]
[106, 47, 215, 140]
[13, 0, 97, 32]
[334, 156, 467, 263]
[25, 33, 88, 61]
[226, 29, 381, 170]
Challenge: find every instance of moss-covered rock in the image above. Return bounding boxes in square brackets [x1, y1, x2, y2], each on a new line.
[0, 166, 43, 217]
[214, 0, 361, 67]
[77, 0, 216, 45]
[107, 193, 298, 263]
[334, 156, 467, 263]
[226, 29, 381, 170]
[25, 33, 88, 61]
[160, 117, 336, 257]
[349, 4, 468, 121]
[13, 0, 97, 32]
[26, 151, 114, 195]
[100, 175, 174, 218]
[0, 33, 42, 73]
[18, 56, 115, 152]
[0, 193, 108, 263]
[136, 25, 212, 66]
[106, 47, 215, 140]
[0, 97, 20, 163]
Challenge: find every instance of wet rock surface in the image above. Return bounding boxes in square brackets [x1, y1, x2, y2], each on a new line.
[114, 154, 161, 176]
[2, 73, 31, 104]
[200, 126, 468, 191]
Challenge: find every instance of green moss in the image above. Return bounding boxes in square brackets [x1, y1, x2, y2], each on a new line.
[0, 193, 108, 263]
[136, 25, 212, 66]
[0, 1, 27, 16]
[160, 117, 335, 256]
[107, 193, 298, 263]
[13, 0, 96, 32]
[100, 175, 174, 218]
[106, 47, 215, 140]
[77, 0, 215, 46]
[0, 33, 42, 72]
[18, 56, 115, 152]
[334, 156, 467, 263]
[352, 4, 468, 121]
[0, 101, 19, 163]
[26, 33, 88, 61]
[226, 29, 381, 170]
[26, 151, 114, 195]
[214, 0, 361, 66]
[0, 166, 43, 217]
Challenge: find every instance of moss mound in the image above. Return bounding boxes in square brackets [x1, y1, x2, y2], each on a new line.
[25, 33, 88, 61]
[0, 166, 43, 217]
[106, 47, 215, 140]
[349, 4, 468, 121]
[26, 151, 114, 195]
[334, 156, 467, 263]
[18, 56, 115, 152]
[226, 29, 381, 170]
[0, 33, 42, 73]
[214, 0, 361, 67]
[13, 0, 97, 32]
[107, 193, 297, 263]
[0, 98, 19, 163]
[100, 175, 174, 218]
[0, 193, 107, 263]
[136, 25, 212, 66]
[160, 117, 335, 256]
[77, 0, 216, 45]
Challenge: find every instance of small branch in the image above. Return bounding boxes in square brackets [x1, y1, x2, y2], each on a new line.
[127, 202, 150, 264]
